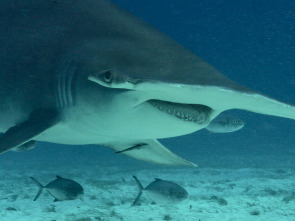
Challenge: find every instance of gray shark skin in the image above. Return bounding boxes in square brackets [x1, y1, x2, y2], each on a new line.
[0, 0, 295, 166]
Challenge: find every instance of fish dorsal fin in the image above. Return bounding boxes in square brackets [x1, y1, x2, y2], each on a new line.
[155, 178, 162, 181]
[56, 175, 63, 179]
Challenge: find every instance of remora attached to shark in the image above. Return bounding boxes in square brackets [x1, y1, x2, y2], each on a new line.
[0, 0, 294, 166]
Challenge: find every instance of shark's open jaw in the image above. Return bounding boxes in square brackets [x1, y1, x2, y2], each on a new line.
[148, 100, 212, 124]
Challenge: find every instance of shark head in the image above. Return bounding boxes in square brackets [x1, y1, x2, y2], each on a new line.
[51, 0, 295, 144]
[60, 36, 295, 143]
[0, 0, 294, 166]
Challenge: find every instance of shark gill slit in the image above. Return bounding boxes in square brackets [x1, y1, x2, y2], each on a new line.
[56, 62, 75, 110]
[148, 100, 212, 124]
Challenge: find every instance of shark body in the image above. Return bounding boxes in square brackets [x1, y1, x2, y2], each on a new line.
[0, 0, 294, 166]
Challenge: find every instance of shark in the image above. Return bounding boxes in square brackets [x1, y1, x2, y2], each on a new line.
[0, 0, 294, 167]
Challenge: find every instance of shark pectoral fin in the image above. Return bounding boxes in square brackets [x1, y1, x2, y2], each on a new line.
[0, 109, 59, 154]
[105, 139, 197, 167]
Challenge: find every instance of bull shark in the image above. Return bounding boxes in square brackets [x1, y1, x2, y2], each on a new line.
[0, 0, 294, 167]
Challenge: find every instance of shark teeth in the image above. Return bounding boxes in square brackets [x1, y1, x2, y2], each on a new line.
[148, 100, 212, 125]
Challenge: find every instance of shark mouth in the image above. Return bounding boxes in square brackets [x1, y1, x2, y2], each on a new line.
[148, 99, 212, 124]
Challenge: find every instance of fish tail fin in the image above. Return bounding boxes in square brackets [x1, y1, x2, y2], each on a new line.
[30, 177, 45, 201]
[132, 176, 144, 206]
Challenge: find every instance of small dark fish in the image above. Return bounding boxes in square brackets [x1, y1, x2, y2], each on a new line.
[205, 116, 244, 133]
[30, 175, 84, 202]
[132, 176, 188, 205]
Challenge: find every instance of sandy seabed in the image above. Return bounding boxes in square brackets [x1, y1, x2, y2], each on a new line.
[0, 161, 294, 221]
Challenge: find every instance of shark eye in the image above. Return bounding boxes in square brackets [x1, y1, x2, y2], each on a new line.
[103, 70, 113, 83]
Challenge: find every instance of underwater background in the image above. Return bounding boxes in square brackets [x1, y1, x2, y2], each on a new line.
[1, 0, 295, 220]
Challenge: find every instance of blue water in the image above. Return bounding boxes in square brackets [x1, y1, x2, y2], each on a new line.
[3, 0, 294, 169]
[1, 1, 295, 220]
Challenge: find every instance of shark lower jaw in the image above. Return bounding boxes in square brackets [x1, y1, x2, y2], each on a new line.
[147, 99, 212, 125]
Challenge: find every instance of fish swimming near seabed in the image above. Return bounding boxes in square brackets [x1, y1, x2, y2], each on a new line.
[205, 116, 244, 133]
[30, 176, 84, 202]
[0, 0, 295, 167]
[132, 176, 188, 205]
